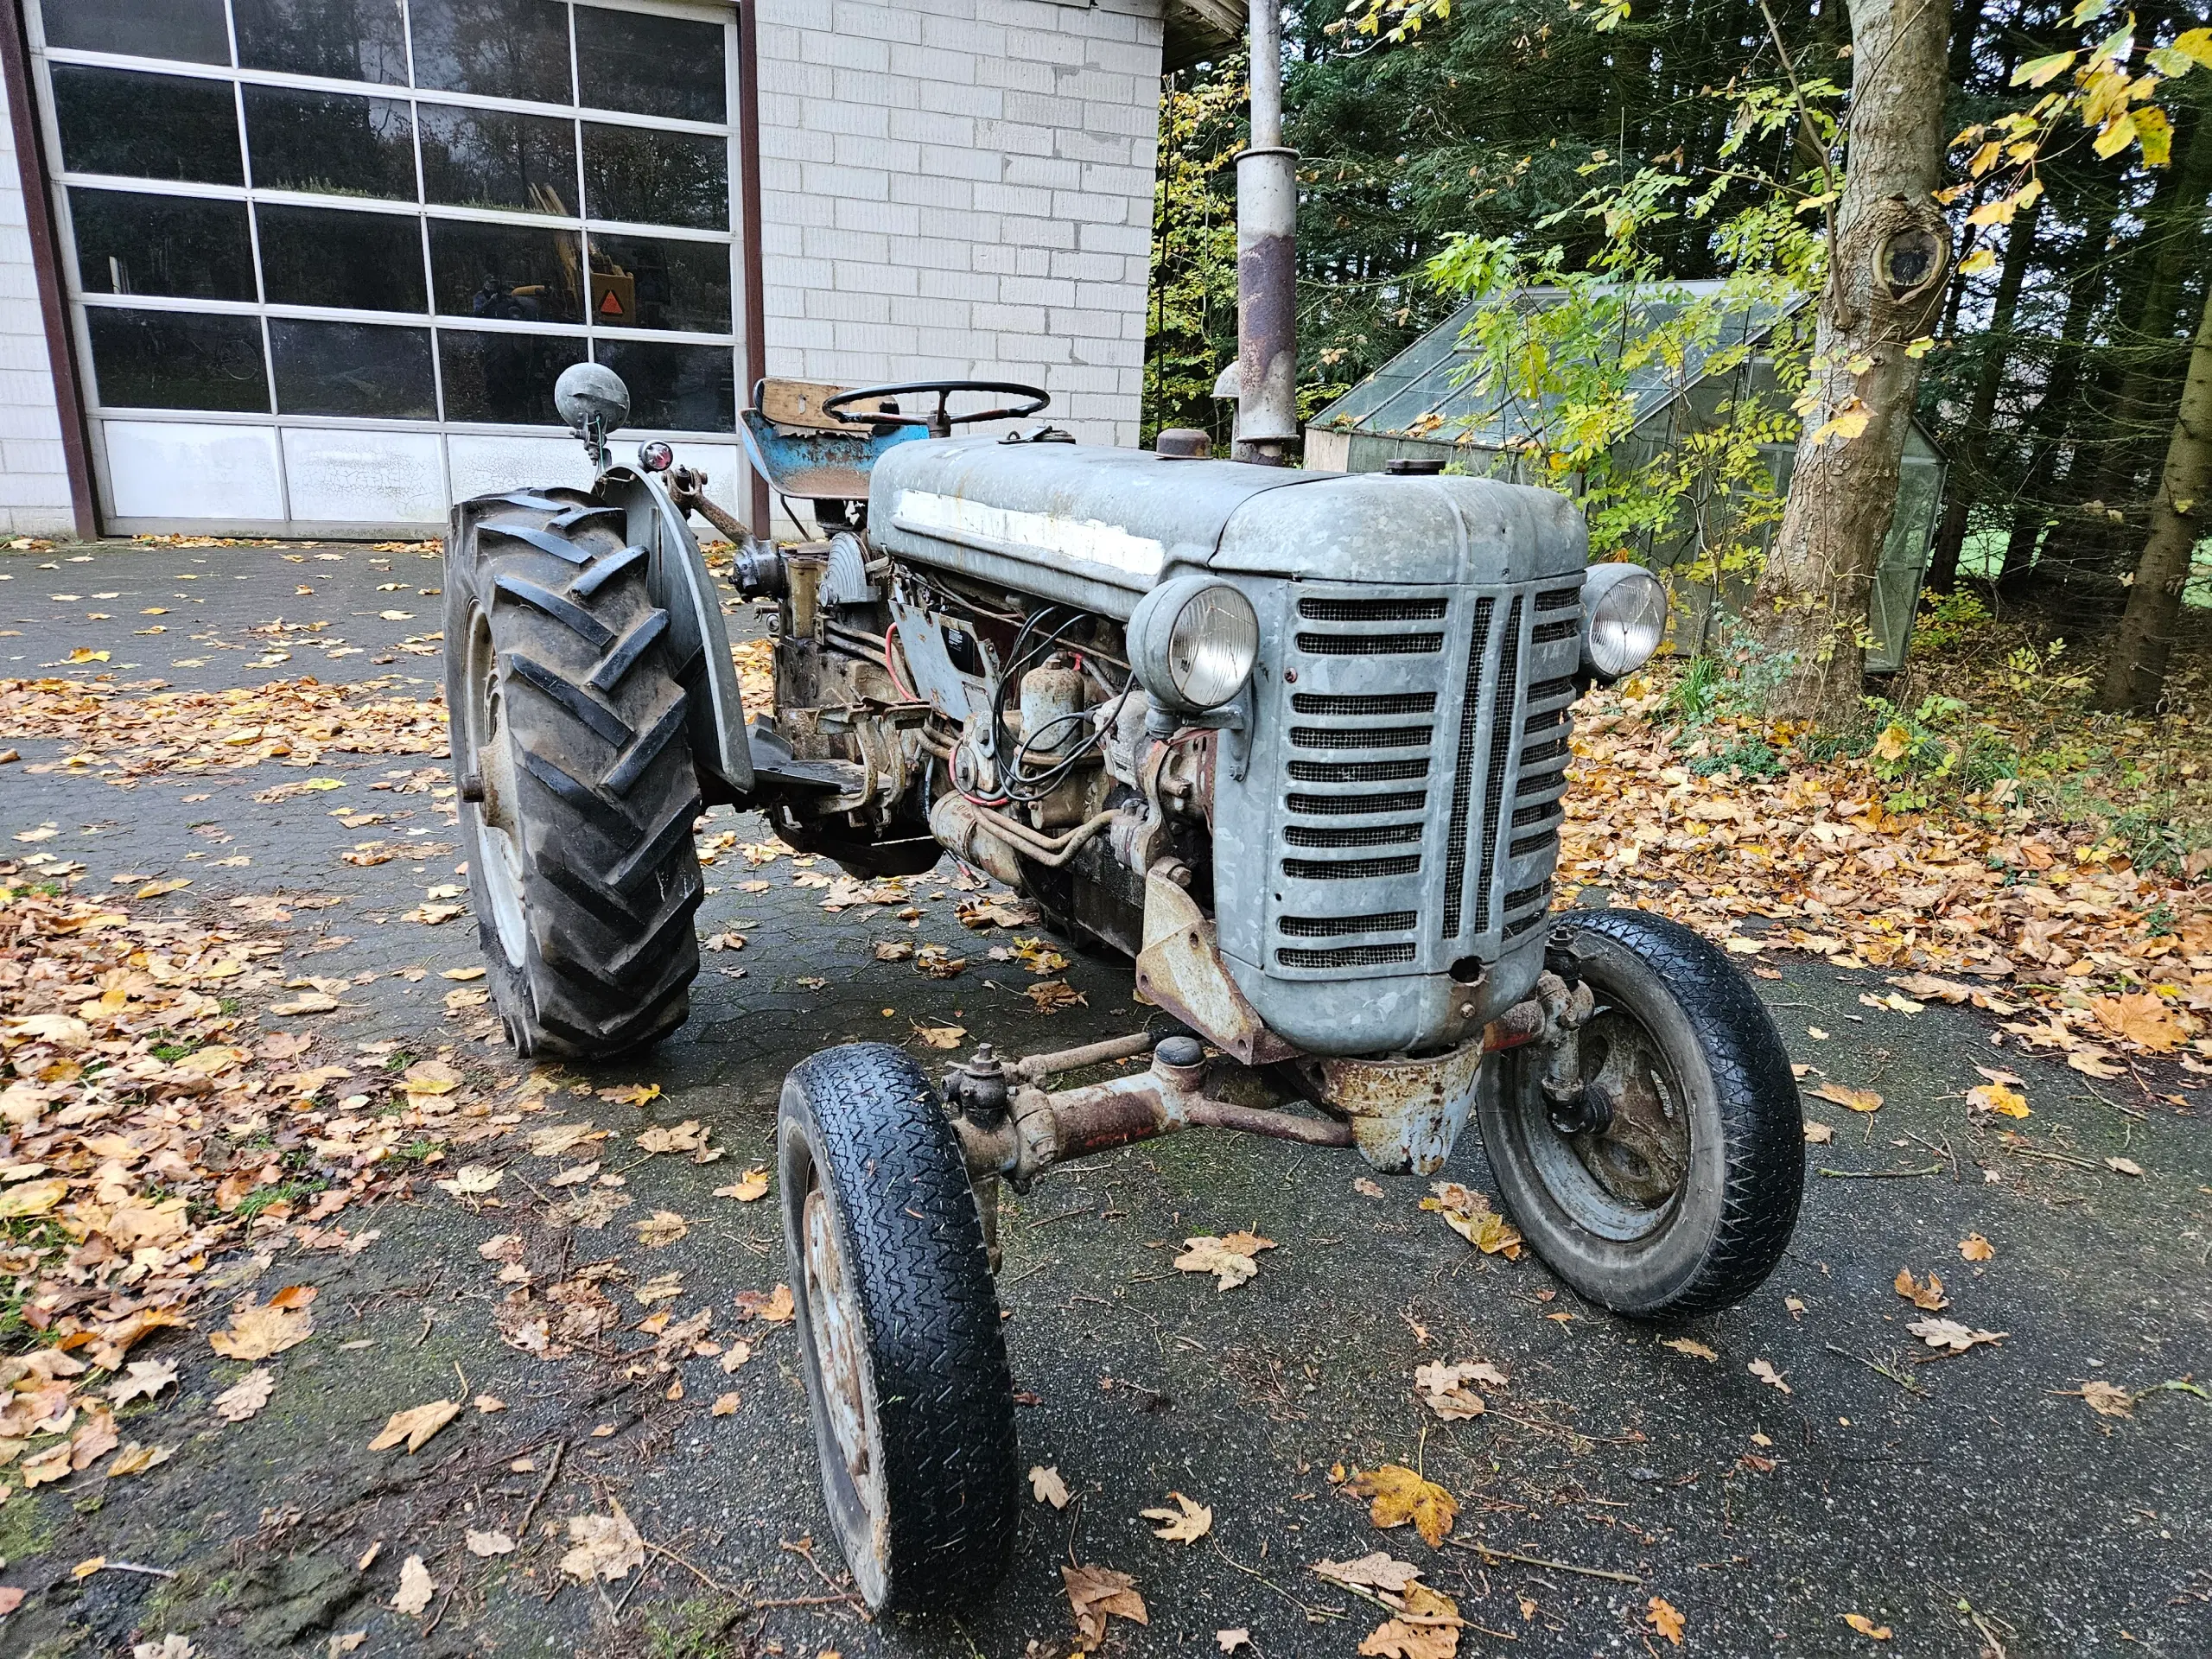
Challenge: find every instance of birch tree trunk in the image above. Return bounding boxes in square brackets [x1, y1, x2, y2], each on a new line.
[1748, 0, 1952, 725]
[2099, 279, 2212, 713]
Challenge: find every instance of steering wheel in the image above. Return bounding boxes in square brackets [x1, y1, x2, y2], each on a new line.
[822, 379, 1049, 440]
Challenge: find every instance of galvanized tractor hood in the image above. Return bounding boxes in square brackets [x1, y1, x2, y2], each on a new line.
[871, 437, 1586, 611]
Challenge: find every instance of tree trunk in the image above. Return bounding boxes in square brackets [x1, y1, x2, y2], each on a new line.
[2098, 279, 2212, 712]
[1927, 197, 2040, 591]
[1748, 0, 1953, 724]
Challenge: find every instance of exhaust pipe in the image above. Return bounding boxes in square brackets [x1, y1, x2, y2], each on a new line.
[1234, 2, 1298, 466]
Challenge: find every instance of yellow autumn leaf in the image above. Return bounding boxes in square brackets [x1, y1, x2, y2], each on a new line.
[1966, 1081, 2031, 1117]
[1347, 1464, 1458, 1548]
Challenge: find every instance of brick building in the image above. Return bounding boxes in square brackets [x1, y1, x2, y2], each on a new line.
[0, 0, 1230, 540]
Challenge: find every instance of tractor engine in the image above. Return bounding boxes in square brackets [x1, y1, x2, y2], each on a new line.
[766, 434, 1606, 1062]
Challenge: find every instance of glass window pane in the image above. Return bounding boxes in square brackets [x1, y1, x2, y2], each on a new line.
[587, 233, 728, 334]
[234, 0, 408, 86]
[593, 339, 732, 432]
[257, 204, 427, 312]
[245, 86, 417, 200]
[86, 309, 268, 412]
[582, 124, 725, 231]
[51, 67, 243, 186]
[575, 6, 724, 123]
[72, 190, 255, 302]
[438, 328, 585, 423]
[38, 0, 230, 66]
[429, 220, 583, 322]
[271, 318, 435, 417]
[409, 0, 571, 105]
[418, 105, 576, 214]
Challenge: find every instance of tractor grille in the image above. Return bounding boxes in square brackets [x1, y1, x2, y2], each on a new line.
[1262, 576, 1584, 979]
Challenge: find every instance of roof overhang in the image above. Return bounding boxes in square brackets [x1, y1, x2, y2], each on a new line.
[1164, 0, 1247, 72]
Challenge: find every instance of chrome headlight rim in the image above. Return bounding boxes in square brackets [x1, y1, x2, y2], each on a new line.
[1127, 575, 1261, 712]
[1580, 563, 1669, 683]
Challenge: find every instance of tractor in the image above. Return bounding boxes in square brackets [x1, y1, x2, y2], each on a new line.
[442, 361, 1802, 1613]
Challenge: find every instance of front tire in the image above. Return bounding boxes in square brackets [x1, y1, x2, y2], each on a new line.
[779, 1044, 1019, 1613]
[1477, 908, 1802, 1319]
[444, 489, 703, 1058]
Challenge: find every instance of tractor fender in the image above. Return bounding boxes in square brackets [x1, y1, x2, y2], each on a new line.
[597, 466, 754, 801]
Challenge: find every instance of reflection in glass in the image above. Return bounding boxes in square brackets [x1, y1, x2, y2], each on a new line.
[51, 67, 243, 186]
[438, 328, 586, 423]
[86, 309, 269, 412]
[72, 190, 255, 302]
[257, 205, 427, 313]
[234, 0, 408, 85]
[582, 124, 726, 231]
[594, 340, 733, 432]
[429, 220, 583, 321]
[409, 0, 571, 105]
[38, 0, 231, 66]
[586, 234, 730, 334]
[575, 6, 725, 122]
[245, 86, 417, 200]
[271, 318, 436, 417]
[418, 105, 577, 214]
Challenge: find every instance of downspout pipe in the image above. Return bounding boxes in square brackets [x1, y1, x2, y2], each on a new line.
[736, 0, 772, 542]
[1233, 1, 1298, 465]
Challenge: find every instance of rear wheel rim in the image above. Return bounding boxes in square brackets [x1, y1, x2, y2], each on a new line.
[1519, 1002, 1691, 1243]
[801, 1172, 888, 1600]
[464, 608, 528, 967]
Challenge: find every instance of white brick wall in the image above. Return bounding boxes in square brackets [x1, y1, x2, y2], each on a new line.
[758, 0, 1164, 447]
[0, 66, 74, 536]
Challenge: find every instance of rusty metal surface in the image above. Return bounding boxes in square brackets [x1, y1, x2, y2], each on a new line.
[1015, 1031, 1160, 1083]
[1132, 868, 1297, 1067]
[1184, 1098, 1353, 1147]
[1309, 1043, 1485, 1177]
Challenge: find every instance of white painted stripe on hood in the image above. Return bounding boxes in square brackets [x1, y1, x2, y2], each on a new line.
[892, 489, 1166, 578]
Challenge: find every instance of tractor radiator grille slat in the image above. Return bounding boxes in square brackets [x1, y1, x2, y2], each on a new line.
[1282, 854, 1423, 880]
[1471, 594, 1524, 936]
[1291, 691, 1438, 716]
[1283, 822, 1424, 849]
[1502, 911, 1548, 940]
[1297, 596, 1450, 621]
[1289, 725, 1431, 751]
[1503, 880, 1549, 913]
[1279, 911, 1419, 938]
[1295, 632, 1445, 655]
[1287, 757, 1430, 784]
[1277, 943, 1419, 969]
[1528, 676, 1578, 703]
[1286, 790, 1428, 817]
[1521, 735, 1569, 767]
[1535, 586, 1582, 611]
[1529, 618, 1578, 644]
[1440, 596, 1497, 940]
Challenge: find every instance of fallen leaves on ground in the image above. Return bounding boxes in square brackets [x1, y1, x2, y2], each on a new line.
[1560, 676, 2212, 1066]
[466, 1529, 515, 1557]
[1808, 1081, 1884, 1114]
[1062, 1564, 1147, 1646]
[1313, 1556, 1462, 1659]
[1421, 1182, 1522, 1258]
[1030, 1465, 1071, 1508]
[1840, 1612, 1893, 1640]
[715, 1166, 770, 1201]
[391, 1555, 436, 1617]
[1413, 1358, 1507, 1421]
[633, 1211, 689, 1248]
[1345, 1464, 1458, 1547]
[1024, 979, 1087, 1013]
[1906, 1319, 2007, 1352]
[562, 1503, 646, 1582]
[1748, 1359, 1791, 1394]
[735, 1284, 795, 1324]
[209, 1294, 315, 1361]
[212, 1370, 275, 1422]
[1141, 1491, 1213, 1542]
[911, 1022, 967, 1049]
[1959, 1232, 1995, 1262]
[1646, 1597, 1687, 1645]
[1893, 1268, 1948, 1310]
[1966, 1081, 2031, 1117]
[2076, 1380, 2134, 1417]
[1662, 1337, 1719, 1362]
[369, 1398, 461, 1453]
[108, 1358, 180, 1405]
[1173, 1231, 1276, 1291]
[0, 676, 447, 781]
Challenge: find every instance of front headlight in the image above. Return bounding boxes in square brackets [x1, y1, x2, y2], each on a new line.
[1580, 563, 1669, 681]
[1128, 575, 1260, 711]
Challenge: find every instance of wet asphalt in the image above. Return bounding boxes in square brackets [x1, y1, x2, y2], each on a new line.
[2, 539, 2208, 1659]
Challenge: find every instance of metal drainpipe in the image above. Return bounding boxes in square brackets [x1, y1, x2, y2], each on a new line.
[736, 0, 772, 540]
[1233, 1, 1297, 466]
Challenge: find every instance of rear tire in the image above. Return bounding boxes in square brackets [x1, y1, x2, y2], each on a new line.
[1477, 908, 1802, 1318]
[444, 488, 703, 1058]
[779, 1043, 1018, 1612]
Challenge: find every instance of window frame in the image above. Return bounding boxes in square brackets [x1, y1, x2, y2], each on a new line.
[28, 0, 741, 457]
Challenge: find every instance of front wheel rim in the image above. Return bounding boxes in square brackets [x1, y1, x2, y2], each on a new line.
[464, 609, 529, 967]
[801, 1172, 888, 1602]
[1520, 1003, 1692, 1243]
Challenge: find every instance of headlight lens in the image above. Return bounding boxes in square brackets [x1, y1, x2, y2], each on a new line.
[1128, 575, 1260, 710]
[1580, 563, 1669, 681]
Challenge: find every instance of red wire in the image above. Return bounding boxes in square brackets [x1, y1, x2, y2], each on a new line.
[882, 620, 919, 702]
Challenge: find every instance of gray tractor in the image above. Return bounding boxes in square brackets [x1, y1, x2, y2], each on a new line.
[443, 363, 1802, 1613]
